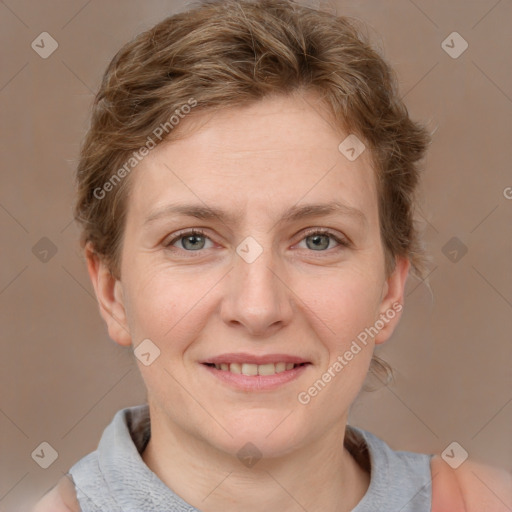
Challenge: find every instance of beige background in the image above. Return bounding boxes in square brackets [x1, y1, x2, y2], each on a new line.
[1, 0, 511, 510]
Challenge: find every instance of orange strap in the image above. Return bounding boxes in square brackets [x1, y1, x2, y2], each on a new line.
[431, 455, 467, 512]
[33, 474, 81, 512]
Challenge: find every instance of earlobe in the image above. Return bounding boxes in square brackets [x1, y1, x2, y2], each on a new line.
[373, 257, 410, 345]
[84, 242, 132, 347]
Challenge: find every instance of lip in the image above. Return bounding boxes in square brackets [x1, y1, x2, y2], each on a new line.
[200, 353, 310, 365]
[200, 353, 312, 391]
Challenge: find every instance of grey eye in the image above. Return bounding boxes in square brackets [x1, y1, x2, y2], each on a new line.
[180, 234, 207, 250]
[305, 233, 332, 251]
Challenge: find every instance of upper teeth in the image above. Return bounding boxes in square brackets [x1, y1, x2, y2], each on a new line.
[214, 362, 297, 375]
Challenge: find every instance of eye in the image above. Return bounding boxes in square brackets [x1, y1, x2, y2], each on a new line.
[164, 227, 350, 255]
[165, 229, 214, 251]
[296, 228, 350, 252]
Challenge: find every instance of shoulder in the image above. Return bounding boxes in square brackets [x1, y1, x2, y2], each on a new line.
[31, 475, 80, 512]
[430, 454, 512, 512]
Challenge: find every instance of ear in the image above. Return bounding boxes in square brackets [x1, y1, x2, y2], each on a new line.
[373, 256, 410, 346]
[84, 242, 132, 347]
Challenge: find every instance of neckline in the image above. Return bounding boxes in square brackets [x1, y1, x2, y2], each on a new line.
[128, 406, 373, 481]
[92, 405, 431, 511]
[121, 406, 376, 509]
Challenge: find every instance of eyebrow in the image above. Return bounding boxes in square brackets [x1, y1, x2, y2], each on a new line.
[143, 200, 367, 227]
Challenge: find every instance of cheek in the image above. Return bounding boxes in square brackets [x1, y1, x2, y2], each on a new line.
[123, 266, 217, 352]
[300, 269, 383, 347]
[123, 270, 216, 402]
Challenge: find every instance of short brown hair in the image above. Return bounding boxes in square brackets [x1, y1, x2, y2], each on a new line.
[74, 0, 430, 387]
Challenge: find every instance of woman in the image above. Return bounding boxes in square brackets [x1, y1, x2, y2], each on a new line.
[33, 0, 512, 510]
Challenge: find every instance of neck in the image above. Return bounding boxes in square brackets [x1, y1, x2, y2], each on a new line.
[142, 407, 370, 512]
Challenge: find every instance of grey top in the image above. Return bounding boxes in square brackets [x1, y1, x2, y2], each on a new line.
[68, 404, 433, 511]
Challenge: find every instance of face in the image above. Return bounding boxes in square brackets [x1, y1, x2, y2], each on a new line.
[89, 92, 409, 458]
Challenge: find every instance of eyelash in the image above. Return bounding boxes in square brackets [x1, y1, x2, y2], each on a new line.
[164, 228, 350, 255]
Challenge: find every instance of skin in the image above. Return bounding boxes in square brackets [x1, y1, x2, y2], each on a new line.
[85, 90, 410, 512]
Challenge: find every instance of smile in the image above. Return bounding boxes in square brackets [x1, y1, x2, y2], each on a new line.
[200, 354, 312, 391]
[203, 362, 307, 376]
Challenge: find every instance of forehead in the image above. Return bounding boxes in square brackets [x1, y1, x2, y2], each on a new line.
[126, 93, 379, 226]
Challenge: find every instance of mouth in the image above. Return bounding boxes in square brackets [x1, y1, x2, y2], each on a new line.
[200, 353, 312, 391]
[202, 361, 309, 376]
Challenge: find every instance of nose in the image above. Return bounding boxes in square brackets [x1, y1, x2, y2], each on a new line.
[220, 242, 294, 337]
